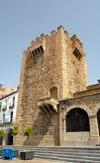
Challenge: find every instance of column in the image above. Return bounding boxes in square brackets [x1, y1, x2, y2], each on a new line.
[89, 115, 99, 143]
[59, 106, 66, 146]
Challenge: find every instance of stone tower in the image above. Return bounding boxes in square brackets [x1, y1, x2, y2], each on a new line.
[16, 25, 88, 146]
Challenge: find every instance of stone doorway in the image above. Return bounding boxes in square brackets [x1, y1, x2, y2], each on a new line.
[7, 129, 13, 145]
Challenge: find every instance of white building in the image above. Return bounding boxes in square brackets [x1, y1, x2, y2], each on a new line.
[0, 90, 18, 145]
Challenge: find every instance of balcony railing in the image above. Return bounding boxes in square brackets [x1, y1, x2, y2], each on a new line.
[3, 118, 15, 124]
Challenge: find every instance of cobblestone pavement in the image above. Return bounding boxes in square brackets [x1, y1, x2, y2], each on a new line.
[0, 157, 70, 163]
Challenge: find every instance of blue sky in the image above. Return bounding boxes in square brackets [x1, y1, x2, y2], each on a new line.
[0, 0, 100, 88]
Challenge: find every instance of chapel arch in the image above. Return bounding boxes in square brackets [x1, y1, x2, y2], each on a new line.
[66, 108, 90, 132]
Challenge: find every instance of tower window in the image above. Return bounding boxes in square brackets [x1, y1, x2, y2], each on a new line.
[50, 87, 58, 100]
[73, 47, 82, 60]
[32, 45, 44, 64]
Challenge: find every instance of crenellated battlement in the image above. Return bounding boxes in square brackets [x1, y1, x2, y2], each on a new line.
[70, 34, 83, 60]
[64, 30, 69, 37]
[30, 33, 46, 53]
[27, 25, 84, 61]
[51, 30, 57, 36]
[28, 26, 69, 53]
[70, 34, 83, 51]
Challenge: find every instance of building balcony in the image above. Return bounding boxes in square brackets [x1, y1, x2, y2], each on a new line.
[37, 97, 59, 116]
[0, 118, 15, 125]
[9, 103, 15, 109]
[3, 117, 14, 124]
[2, 106, 7, 112]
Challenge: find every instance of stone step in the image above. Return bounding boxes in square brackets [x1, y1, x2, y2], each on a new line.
[34, 154, 100, 163]
[28, 147, 100, 153]
[2, 146, 100, 153]
[34, 152, 100, 161]
[2, 146, 100, 152]
[16, 147, 100, 152]
[31, 148, 100, 153]
[33, 150, 100, 157]
[28, 146, 100, 150]
[2, 145, 100, 150]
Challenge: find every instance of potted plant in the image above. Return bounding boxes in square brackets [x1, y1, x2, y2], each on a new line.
[11, 125, 19, 157]
[20, 126, 33, 160]
[0, 129, 6, 156]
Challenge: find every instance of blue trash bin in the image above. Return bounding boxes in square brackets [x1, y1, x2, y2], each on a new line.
[2, 148, 13, 160]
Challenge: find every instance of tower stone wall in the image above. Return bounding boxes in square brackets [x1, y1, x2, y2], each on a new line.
[16, 26, 88, 146]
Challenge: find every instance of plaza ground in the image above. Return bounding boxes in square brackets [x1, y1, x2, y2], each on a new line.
[0, 157, 69, 163]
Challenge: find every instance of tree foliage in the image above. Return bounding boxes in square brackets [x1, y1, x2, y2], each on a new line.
[24, 126, 33, 137]
[11, 125, 19, 148]
[11, 125, 19, 136]
[0, 129, 5, 137]
[24, 126, 33, 149]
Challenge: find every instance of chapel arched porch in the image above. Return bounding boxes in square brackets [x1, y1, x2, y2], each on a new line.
[60, 104, 99, 146]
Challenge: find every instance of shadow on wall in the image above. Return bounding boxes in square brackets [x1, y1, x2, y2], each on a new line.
[23, 111, 59, 146]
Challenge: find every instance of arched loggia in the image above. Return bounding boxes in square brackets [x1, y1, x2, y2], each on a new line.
[66, 108, 90, 132]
